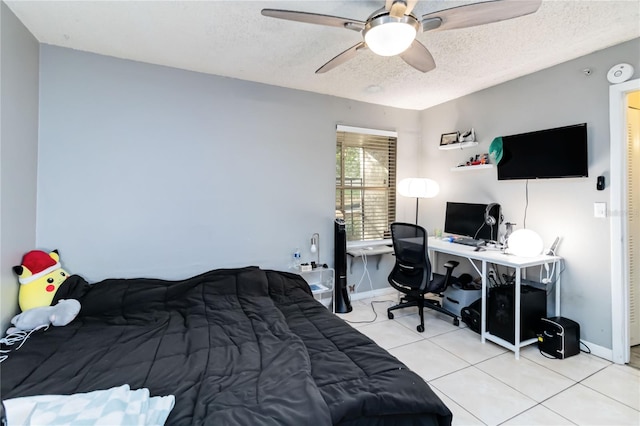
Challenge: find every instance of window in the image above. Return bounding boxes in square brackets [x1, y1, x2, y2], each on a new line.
[336, 125, 397, 241]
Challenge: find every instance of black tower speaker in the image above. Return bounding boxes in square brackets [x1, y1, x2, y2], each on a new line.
[487, 285, 546, 344]
[334, 218, 352, 313]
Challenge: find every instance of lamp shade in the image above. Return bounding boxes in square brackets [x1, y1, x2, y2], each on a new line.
[363, 15, 419, 57]
[398, 178, 440, 199]
[507, 229, 544, 257]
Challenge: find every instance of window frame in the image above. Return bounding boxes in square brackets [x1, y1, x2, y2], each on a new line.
[335, 125, 397, 242]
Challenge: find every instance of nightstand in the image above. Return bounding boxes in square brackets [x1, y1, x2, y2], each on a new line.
[298, 267, 334, 311]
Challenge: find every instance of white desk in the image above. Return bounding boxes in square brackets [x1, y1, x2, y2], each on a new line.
[346, 245, 394, 272]
[427, 237, 562, 359]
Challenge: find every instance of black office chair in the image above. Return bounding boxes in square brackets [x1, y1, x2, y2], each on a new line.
[387, 222, 461, 332]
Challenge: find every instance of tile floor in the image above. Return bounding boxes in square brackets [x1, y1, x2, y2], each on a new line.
[336, 294, 640, 426]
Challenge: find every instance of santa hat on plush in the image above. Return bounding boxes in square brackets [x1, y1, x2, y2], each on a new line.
[15, 250, 62, 285]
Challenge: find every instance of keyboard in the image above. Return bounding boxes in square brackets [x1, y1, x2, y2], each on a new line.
[452, 237, 486, 247]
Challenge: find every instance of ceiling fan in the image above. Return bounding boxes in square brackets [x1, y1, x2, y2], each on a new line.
[262, 0, 542, 74]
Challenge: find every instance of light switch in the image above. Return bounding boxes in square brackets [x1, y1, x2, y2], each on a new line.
[594, 202, 607, 218]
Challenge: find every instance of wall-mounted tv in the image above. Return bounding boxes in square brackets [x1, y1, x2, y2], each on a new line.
[497, 123, 588, 180]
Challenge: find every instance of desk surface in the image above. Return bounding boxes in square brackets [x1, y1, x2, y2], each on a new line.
[428, 237, 561, 267]
[347, 245, 394, 257]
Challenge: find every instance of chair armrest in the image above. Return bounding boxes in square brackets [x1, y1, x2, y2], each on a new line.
[443, 260, 460, 270]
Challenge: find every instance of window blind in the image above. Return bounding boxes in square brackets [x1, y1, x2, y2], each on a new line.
[336, 127, 397, 241]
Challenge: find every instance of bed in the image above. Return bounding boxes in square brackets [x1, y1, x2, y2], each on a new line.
[1, 266, 452, 425]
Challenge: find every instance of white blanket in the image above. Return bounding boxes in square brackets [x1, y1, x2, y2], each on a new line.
[3, 384, 174, 426]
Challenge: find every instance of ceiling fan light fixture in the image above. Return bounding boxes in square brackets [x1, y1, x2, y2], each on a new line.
[263, 0, 542, 73]
[364, 15, 419, 57]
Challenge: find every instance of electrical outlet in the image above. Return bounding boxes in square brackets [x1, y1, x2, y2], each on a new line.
[594, 202, 606, 218]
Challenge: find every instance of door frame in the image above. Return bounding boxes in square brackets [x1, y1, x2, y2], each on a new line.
[610, 78, 640, 364]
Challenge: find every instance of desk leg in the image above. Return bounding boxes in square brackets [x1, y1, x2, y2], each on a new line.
[481, 260, 487, 344]
[555, 260, 561, 317]
[514, 267, 521, 359]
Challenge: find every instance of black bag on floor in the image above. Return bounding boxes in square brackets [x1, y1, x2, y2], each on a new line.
[461, 298, 482, 334]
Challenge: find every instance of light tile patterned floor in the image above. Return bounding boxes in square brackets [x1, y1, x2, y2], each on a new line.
[336, 295, 640, 426]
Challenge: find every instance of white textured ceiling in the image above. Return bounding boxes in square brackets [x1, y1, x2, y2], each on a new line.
[6, 0, 640, 110]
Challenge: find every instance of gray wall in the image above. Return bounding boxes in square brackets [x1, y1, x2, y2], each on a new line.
[0, 3, 39, 332]
[36, 46, 420, 288]
[419, 38, 640, 349]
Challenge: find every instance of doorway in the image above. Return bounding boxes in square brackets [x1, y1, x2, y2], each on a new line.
[610, 79, 640, 365]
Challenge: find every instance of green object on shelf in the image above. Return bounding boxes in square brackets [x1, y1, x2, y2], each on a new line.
[489, 137, 503, 164]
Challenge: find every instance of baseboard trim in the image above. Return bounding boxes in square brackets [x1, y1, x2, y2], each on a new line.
[580, 339, 613, 362]
[350, 287, 397, 301]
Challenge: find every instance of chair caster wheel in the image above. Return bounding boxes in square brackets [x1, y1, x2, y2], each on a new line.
[388, 311, 394, 320]
[417, 325, 425, 333]
[453, 318, 460, 326]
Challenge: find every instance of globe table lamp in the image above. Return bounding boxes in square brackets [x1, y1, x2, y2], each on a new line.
[507, 229, 544, 257]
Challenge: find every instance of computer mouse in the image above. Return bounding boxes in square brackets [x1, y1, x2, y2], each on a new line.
[474, 246, 486, 252]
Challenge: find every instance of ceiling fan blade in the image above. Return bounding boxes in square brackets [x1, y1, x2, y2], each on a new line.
[399, 40, 436, 73]
[385, 0, 418, 18]
[421, 0, 542, 32]
[316, 42, 367, 74]
[261, 9, 365, 32]
[389, 1, 407, 18]
[405, 0, 418, 16]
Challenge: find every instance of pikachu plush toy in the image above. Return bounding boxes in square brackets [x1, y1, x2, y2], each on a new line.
[8, 250, 80, 333]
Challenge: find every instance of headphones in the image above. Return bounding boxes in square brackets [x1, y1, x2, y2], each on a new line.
[484, 203, 503, 226]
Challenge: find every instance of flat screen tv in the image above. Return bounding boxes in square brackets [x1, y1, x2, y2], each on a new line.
[497, 123, 588, 180]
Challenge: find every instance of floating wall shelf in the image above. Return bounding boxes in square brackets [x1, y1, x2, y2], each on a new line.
[451, 164, 494, 172]
[439, 141, 478, 150]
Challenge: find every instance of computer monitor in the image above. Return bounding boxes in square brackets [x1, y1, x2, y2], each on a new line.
[444, 202, 500, 241]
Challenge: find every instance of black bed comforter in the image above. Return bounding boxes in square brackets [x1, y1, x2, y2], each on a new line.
[1, 267, 451, 425]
